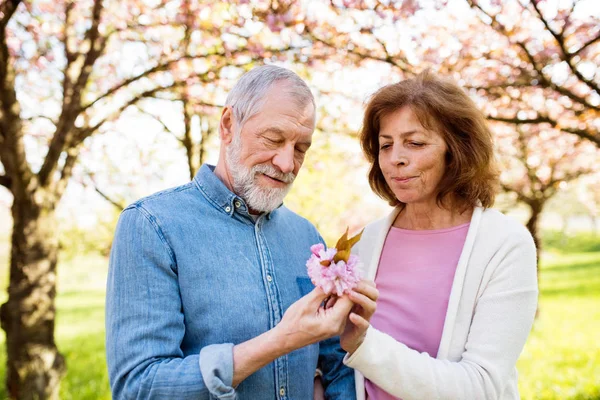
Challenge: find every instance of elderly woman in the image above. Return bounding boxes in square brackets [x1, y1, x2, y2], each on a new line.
[339, 71, 538, 400]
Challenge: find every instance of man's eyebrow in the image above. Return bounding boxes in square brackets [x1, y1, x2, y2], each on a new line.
[257, 127, 285, 137]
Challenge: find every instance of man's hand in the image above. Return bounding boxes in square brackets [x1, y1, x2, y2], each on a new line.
[340, 280, 379, 355]
[275, 287, 354, 352]
[232, 287, 353, 387]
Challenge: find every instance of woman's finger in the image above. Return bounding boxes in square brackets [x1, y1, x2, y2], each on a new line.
[354, 281, 379, 302]
[349, 312, 370, 331]
[349, 290, 377, 317]
[359, 279, 377, 288]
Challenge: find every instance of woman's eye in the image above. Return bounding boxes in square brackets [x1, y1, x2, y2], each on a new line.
[380, 143, 391, 150]
[409, 142, 425, 147]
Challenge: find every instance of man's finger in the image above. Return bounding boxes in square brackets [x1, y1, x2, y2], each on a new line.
[325, 296, 337, 309]
[330, 295, 354, 317]
[305, 286, 330, 307]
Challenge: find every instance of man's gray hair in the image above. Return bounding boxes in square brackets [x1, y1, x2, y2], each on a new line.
[225, 65, 315, 131]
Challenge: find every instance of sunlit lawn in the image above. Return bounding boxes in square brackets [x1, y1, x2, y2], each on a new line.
[0, 253, 111, 400]
[0, 231, 598, 399]
[517, 233, 600, 400]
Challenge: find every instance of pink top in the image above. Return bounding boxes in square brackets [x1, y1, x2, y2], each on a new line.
[365, 223, 470, 400]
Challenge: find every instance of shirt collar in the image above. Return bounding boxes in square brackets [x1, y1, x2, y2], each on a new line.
[193, 164, 281, 219]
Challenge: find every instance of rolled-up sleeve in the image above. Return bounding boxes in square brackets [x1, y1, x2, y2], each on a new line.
[106, 206, 236, 399]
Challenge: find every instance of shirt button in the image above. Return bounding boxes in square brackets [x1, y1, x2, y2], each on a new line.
[279, 387, 285, 396]
[225, 206, 231, 212]
[234, 200, 241, 208]
[266, 275, 273, 282]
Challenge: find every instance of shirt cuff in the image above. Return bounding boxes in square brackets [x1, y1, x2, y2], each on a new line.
[199, 343, 236, 399]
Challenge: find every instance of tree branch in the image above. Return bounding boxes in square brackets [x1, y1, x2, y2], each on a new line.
[61, 1, 77, 100]
[573, 33, 600, 57]
[468, 0, 599, 111]
[55, 148, 78, 199]
[24, 115, 57, 125]
[488, 115, 553, 125]
[38, 0, 107, 188]
[0, 0, 33, 195]
[93, 185, 125, 211]
[0, 175, 11, 189]
[530, 0, 600, 94]
[78, 60, 252, 141]
[559, 0, 579, 36]
[500, 181, 531, 205]
[77, 82, 187, 142]
[133, 104, 182, 143]
[305, 26, 413, 74]
[73, 0, 106, 94]
[81, 169, 125, 211]
[81, 53, 227, 112]
[0, 0, 22, 30]
[516, 41, 599, 111]
[488, 115, 600, 146]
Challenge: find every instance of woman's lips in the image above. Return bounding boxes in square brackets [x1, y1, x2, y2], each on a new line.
[392, 176, 415, 184]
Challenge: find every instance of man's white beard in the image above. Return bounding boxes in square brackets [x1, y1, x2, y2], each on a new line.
[226, 134, 296, 213]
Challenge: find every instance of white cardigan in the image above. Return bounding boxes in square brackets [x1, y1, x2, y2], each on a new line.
[344, 206, 538, 400]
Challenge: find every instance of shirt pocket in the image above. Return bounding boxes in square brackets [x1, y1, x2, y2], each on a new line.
[296, 277, 315, 297]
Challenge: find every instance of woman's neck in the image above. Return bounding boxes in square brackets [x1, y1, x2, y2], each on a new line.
[393, 198, 473, 230]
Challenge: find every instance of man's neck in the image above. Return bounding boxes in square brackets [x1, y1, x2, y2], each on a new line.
[214, 159, 264, 216]
[213, 159, 235, 193]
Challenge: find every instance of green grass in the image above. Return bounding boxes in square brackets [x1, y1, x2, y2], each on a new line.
[517, 236, 600, 400]
[0, 254, 111, 400]
[0, 232, 598, 399]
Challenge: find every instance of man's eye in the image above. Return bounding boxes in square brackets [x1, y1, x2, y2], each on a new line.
[265, 137, 281, 145]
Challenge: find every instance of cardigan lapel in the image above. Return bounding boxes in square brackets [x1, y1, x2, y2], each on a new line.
[436, 206, 483, 358]
[363, 207, 401, 281]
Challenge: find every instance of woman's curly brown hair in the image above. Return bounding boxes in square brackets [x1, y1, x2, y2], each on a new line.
[360, 70, 499, 210]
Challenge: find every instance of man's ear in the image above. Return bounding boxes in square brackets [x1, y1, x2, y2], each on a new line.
[220, 106, 235, 145]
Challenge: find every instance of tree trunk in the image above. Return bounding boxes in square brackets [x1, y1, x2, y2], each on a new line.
[526, 201, 544, 318]
[0, 194, 65, 400]
[526, 202, 543, 263]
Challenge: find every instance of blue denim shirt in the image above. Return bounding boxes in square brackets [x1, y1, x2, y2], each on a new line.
[106, 164, 355, 399]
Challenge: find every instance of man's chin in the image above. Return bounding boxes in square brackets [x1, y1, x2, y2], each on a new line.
[244, 186, 291, 213]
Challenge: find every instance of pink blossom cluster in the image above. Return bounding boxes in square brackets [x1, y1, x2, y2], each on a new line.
[306, 243, 361, 296]
[266, 12, 294, 33]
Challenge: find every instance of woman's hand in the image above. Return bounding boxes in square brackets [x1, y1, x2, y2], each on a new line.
[340, 280, 379, 355]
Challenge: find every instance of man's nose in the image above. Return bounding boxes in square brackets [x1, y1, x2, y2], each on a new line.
[272, 144, 295, 174]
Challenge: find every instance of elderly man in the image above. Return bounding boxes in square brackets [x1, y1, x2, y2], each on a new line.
[106, 65, 356, 399]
